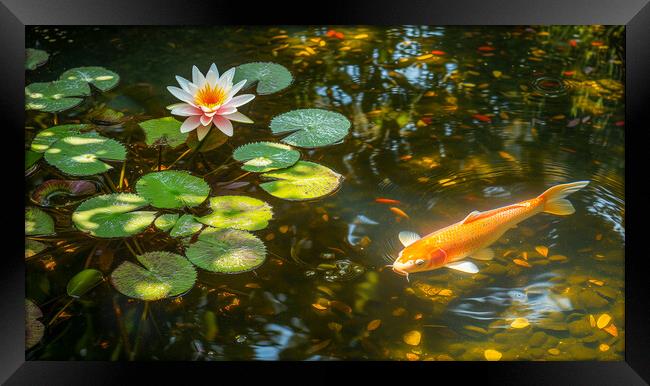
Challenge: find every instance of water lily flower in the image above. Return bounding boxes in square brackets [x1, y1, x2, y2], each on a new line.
[167, 64, 255, 140]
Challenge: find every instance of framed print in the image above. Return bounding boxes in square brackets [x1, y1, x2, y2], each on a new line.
[2, 0, 649, 384]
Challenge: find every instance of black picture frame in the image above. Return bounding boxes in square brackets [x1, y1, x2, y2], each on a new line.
[3, 0, 649, 384]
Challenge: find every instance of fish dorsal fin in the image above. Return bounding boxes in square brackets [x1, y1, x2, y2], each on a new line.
[398, 231, 421, 247]
[461, 210, 482, 224]
[445, 260, 479, 274]
[470, 248, 495, 261]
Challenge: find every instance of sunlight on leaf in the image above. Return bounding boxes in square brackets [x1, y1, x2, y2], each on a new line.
[233, 62, 293, 95]
[72, 193, 156, 238]
[25, 80, 90, 113]
[136, 170, 210, 209]
[260, 161, 343, 200]
[270, 108, 350, 148]
[154, 213, 179, 232]
[185, 228, 266, 274]
[233, 141, 300, 172]
[59, 66, 120, 92]
[44, 132, 126, 176]
[26, 299, 44, 350]
[139, 117, 188, 148]
[196, 195, 273, 231]
[26, 48, 49, 70]
[25, 207, 55, 236]
[170, 214, 203, 237]
[66, 268, 104, 298]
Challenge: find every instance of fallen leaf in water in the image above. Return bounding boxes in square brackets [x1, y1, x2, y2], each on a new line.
[393, 307, 407, 316]
[406, 353, 419, 361]
[599, 343, 610, 352]
[478, 46, 496, 52]
[417, 54, 433, 61]
[563, 70, 576, 76]
[317, 285, 335, 297]
[367, 319, 382, 331]
[430, 50, 446, 56]
[473, 114, 492, 123]
[549, 254, 568, 261]
[510, 318, 530, 329]
[535, 245, 549, 257]
[492, 70, 502, 78]
[589, 314, 596, 327]
[353, 33, 368, 39]
[498, 151, 516, 162]
[484, 349, 502, 361]
[403, 330, 421, 346]
[595, 233, 603, 241]
[279, 225, 289, 234]
[548, 348, 560, 355]
[465, 325, 488, 334]
[390, 207, 409, 219]
[312, 303, 328, 311]
[522, 251, 529, 260]
[265, 233, 275, 241]
[513, 259, 531, 268]
[330, 300, 352, 314]
[588, 279, 604, 286]
[375, 198, 401, 205]
[438, 289, 453, 297]
[414, 313, 423, 320]
[596, 314, 612, 329]
[306, 339, 331, 354]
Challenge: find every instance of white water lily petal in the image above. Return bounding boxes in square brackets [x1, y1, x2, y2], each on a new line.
[214, 116, 233, 136]
[216, 68, 236, 91]
[166, 103, 187, 111]
[227, 79, 247, 99]
[175, 76, 192, 92]
[167, 86, 196, 105]
[217, 105, 237, 115]
[200, 114, 213, 126]
[206, 69, 219, 88]
[209, 63, 219, 79]
[223, 94, 255, 108]
[192, 65, 206, 88]
[222, 111, 254, 124]
[196, 125, 211, 141]
[180, 115, 202, 133]
[171, 104, 202, 117]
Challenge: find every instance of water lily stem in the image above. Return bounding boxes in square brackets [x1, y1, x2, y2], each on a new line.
[112, 297, 132, 358]
[103, 172, 117, 192]
[202, 159, 236, 178]
[47, 298, 75, 327]
[130, 302, 150, 361]
[118, 160, 127, 190]
[83, 243, 99, 269]
[124, 240, 138, 258]
[168, 148, 192, 169]
[157, 146, 162, 171]
[132, 237, 144, 254]
[53, 113, 58, 125]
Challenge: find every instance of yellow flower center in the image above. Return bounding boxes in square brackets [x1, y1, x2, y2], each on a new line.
[194, 85, 227, 109]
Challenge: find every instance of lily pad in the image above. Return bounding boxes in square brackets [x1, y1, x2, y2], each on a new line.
[154, 213, 179, 232]
[170, 214, 203, 237]
[270, 109, 350, 148]
[139, 117, 187, 148]
[26, 48, 49, 70]
[26, 300, 44, 350]
[185, 229, 266, 274]
[31, 179, 98, 207]
[26, 150, 42, 172]
[72, 193, 156, 238]
[260, 161, 343, 200]
[25, 207, 55, 236]
[31, 124, 92, 153]
[233, 62, 292, 95]
[67, 269, 104, 298]
[136, 171, 210, 209]
[186, 127, 228, 152]
[60, 66, 120, 92]
[110, 251, 197, 301]
[25, 80, 91, 113]
[25, 239, 47, 259]
[196, 195, 273, 231]
[233, 141, 300, 172]
[44, 132, 126, 176]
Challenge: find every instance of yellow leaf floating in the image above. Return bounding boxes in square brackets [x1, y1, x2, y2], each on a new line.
[510, 318, 530, 329]
[596, 314, 612, 329]
[367, 319, 382, 331]
[403, 330, 422, 346]
[589, 314, 596, 328]
[513, 259, 531, 268]
[492, 70, 502, 78]
[484, 349, 502, 361]
[599, 343, 610, 352]
[548, 348, 560, 355]
[406, 353, 419, 361]
[603, 323, 618, 337]
[353, 33, 369, 39]
[588, 279, 605, 286]
[416, 54, 433, 61]
[535, 245, 549, 257]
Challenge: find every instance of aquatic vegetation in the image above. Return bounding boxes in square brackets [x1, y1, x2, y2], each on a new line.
[167, 64, 256, 140]
[153, 213, 180, 232]
[25, 80, 91, 113]
[135, 170, 209, 209]
[60, 66, 120, 92]
[72, 193, 156, 238]
[31, 179, 98, 207]
[25, 207, 55, 236]
[270, 108, 351, 148]
[25, 48, 49, 70]
[197, 196, 273, 231]
[185, 229, 267, 274]
[110, 251, 197, 301]
[233, 62, 293, 95]
[25, 300, 44, 350]
[43, 132, 126, 176]
[30, 124, 92, 152]
[169, 214, 203, 238]
[138, 117, 187, 148]
[66, 269, 104, 298]
[259, 161, 343, 200]
[233, 142, 300, 172]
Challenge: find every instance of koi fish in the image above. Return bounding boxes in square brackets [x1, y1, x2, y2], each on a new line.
[390, 181, 589, 279]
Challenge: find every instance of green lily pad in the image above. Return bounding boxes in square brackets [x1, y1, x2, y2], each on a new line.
[136, 170, 210, 209]
[31, 124, 92, 153]
[66, 269, 104, 298]
[139, 117, 188, 148]
[26, 300, 44, 350]
[60, 66, 120, 92]
[196, 195, 273, 231]
[260, 161, 343, 201]
[44, 132, 126, 176]
[25, 207, 55, 236]
[26, 150, 42, 171]
[26, 48, 49, 70]
[25, 80, 91, 113]
[170, 214, 203, 237]
[25, 239, 47, 259]
[110, 251, 197, 301]
[233, 141, 300, 172]
[185, 229, 266, 274]
[270, 108, 351, 148]
[154, 213, 179, 232]
[233, 62, 292, 95]
[72, 193, 156, 238]
[186, 127, 228, 152]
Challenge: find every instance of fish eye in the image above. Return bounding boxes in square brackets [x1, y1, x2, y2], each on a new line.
[415, 259, 425, 266]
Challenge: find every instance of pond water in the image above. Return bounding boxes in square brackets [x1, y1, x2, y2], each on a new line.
[25, 25, 625, 361]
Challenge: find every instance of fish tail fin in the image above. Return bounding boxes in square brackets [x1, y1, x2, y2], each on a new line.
[539, 181, 590, 215]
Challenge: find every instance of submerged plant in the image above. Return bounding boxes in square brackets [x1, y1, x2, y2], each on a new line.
[167, 64, 255, 140]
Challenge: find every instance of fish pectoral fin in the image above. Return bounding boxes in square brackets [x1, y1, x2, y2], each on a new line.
[461, 210, 482, 224]
[398, 231, 421, 247]
[470, 248, 495, 261]
[444, 260, 479, 274]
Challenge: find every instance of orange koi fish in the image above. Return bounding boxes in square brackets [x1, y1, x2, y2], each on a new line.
[391, 181, 589, 279]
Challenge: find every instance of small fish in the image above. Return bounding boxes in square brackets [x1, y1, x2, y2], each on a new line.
[390, 181, 589, 279]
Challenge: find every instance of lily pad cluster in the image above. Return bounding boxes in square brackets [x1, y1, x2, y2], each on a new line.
[25, 66, 119, 113]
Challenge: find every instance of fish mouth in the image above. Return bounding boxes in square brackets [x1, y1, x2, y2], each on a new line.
[392, 266, 408, 276]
